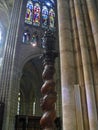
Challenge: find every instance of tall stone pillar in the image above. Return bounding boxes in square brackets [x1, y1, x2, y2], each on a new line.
[70, 0, 89, 129]
[0, 0, 23, 130]
[81, 0, 98, 117]
[85, 0, 98, 58]
[74, 0, 98, 130]
[57, 0, 76, 130]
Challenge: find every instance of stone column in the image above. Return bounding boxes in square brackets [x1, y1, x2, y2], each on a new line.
[70, 0, 89, 129]
[0, 0, 23, 130]
[57, 0, 76, 130]
[85, 0, 98, 58]
[74, 0, 98, 130]
[55, 58, 62, 117]
[81, 0, 98, 116]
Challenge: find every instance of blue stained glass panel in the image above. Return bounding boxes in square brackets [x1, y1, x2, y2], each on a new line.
[50, 0, 54, 4]
[33, 0, 39, 2]
[42, 6, 48, 28]
[25, 0, 33, 25]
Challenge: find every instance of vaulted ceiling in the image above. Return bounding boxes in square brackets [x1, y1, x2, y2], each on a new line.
[0, 0, 13, 9]
[0, 0, 13, 28]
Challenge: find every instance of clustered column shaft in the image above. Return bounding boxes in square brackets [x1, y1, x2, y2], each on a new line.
[73, 0, 98, 129]
[57, 0, 98, 130]
[57, 0, 76, 130]
[70, 0, 89, 129]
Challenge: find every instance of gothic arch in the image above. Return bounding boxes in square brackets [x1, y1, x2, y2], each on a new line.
[17, 56, 43, 116]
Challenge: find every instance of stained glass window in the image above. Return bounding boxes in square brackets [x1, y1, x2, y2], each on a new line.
[33, 3, 41, 26]
[50, 0, 54, 4]
[24, 0, 56, 28]
[42, 6, 48, 28]
[33, 0, 39, 1]
[22, 30, 30, 44]
[45, 2, 52, 7]
[23, 0, 56, 45]
[49, 8, 55, 29]
[25, 0, 33, 25]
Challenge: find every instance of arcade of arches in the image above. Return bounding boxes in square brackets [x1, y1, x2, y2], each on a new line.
[0, 0, 98, 130]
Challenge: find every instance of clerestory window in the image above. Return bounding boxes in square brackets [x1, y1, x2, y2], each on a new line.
[25, 0, 55, 30]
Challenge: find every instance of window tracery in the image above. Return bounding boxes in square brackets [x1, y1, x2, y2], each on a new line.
[23, 0, 56, 44]
[24, 0, 55, 29]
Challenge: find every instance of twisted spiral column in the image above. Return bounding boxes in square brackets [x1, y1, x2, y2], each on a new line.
[40, 51, 58, 130]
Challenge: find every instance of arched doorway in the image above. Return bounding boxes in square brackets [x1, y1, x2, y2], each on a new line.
[18, 57, 43, 116]
[15, 57, 43, 130]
